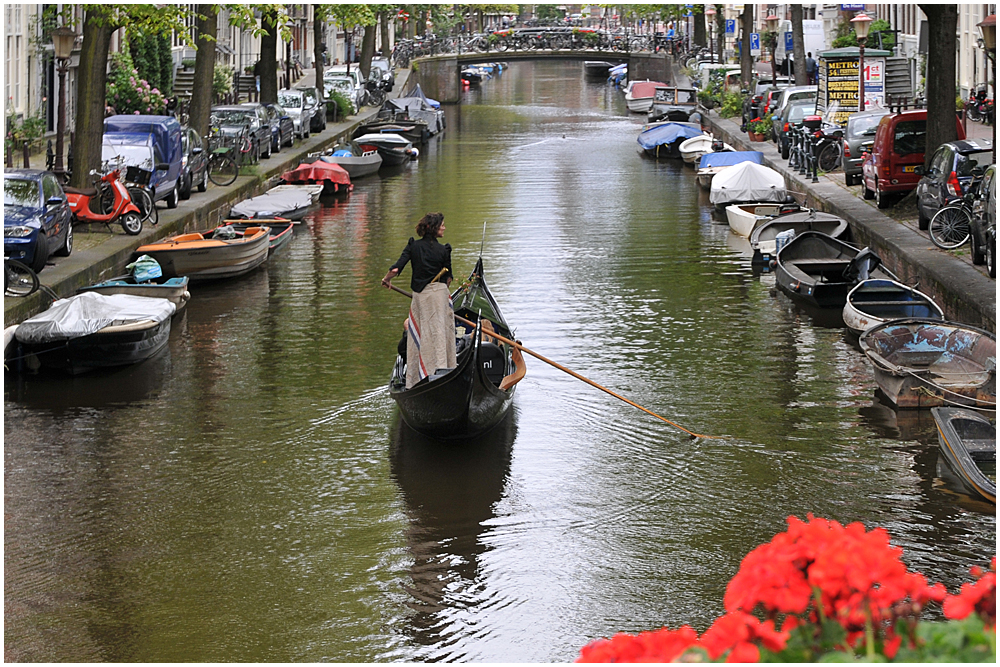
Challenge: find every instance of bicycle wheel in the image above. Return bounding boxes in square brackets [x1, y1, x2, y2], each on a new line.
[127, 186, 157, 226]
[928, 205, 972, 249]
[818, 143, 841, 172]
[208, 154, 238, 186]
[5, 259, 40, 297]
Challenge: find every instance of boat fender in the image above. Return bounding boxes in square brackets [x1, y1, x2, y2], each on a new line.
[410, 147, 420, 161]
[768, 259, 778, 270]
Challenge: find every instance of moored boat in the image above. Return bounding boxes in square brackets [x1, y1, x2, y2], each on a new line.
[229, 189, 314, 221]
[930, 407, 996, 504]
[859, 318, 996, 409]
[266, 183, 325, 203]
[354, 133, 415, 167]
[389, 257, 526, 439]
[320, 143, 383, 179]
[843, 279, 944, 336]
[696, 150, 764, 190]
[223, 219, 295, 255]
[77, 275, 191, 312]
[135, 225, 271, 282]
[775, 232, 885, 309]
[750, 210, 850, 267]
[280, 160, 353, 195]
[11, 292, 175, 375]
[679, 134, 732, 166]
[624, 80, 666, 114]
[637, 122, 704, 159]
[647, 86, 699, 123]
[710, 160, 787, 210]
[726, 202, 803, 238]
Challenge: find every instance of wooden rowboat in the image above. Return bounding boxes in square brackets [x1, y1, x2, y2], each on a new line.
[843, 279, 944, 336]
[775, 232, 885, 309]
[931, 407, 996, 503]
[223, 219, 295, 255]
[749, 210, 850, 267]
[135, 225, 270, 282]
[389, 257, 525, 439]
[859, 318, 996, 409]
[77, 275, 191, 313]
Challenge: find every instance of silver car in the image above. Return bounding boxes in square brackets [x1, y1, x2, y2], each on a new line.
[324, 76, 361, 113]
[277, 89, 314, 139]
[768, 86, 818, 141]
[842, 109, 890, 186]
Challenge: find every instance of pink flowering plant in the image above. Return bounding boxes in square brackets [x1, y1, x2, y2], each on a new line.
[105, 51, 166, 116]
[578, 515, 996, 663]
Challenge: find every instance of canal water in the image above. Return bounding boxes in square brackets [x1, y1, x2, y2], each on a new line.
[4, 61, 994, 662]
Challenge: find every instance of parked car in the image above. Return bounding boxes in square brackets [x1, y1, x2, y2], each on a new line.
[915, 138, 994, 228]
[325, 65, 367, 108]
[325, 76, 360, 115]
[263, 102, 295, 153]
[179, 125, 209, 198]
[842, 108, 890, 186]
[278, 89, 314, 139]
[211, 105, 271, 163]
[4, 169, 74, 273]
[860, 109, 966, 210]
[299, 86, 326, 132]
[742, 75, 790, 126]
[371, 57, 394, 90]
[768, 86, 818, 140]
[103, 115, 183, 207]
[775, 101, 817, 159]
[969, 163, 995, 275]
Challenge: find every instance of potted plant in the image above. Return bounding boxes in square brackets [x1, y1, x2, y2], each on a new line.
[747, 117, 765, 141]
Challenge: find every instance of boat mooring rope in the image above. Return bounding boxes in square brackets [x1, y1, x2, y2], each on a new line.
[386, 282, 722, 440]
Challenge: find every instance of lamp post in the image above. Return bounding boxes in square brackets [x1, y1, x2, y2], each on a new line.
[765, 14, 780, 83]
[51, 25, 76, 182]
[706, 7, 716, 63]
[851, 11, 872, 112]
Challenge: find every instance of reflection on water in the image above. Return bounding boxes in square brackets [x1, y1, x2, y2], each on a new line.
[4, 60, 995, 663]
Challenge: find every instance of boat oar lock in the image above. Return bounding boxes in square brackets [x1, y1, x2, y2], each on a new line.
[384, 281, 721, 440]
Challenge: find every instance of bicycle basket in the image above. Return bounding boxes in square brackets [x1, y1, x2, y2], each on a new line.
[125, 165, 153, 186]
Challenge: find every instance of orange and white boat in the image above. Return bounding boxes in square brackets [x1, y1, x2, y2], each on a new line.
[135, 225, 270, 282]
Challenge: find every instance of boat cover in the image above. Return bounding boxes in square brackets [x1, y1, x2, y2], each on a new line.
[16, 292, 175, 344]
[637, 123, 704, 150]
[699, 151, 764, 169]
[627, 81, 667, 100]
[354, 133, 411, 147]
[710, 160, 786, 204]
[231, 190, 313, 218]
[281, 160, 352, 186]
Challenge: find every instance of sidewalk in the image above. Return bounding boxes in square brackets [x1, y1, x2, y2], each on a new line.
[4, 68, 411, 327]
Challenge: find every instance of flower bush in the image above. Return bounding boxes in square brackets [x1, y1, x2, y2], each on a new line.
[105, 51, 167, 116]
[577, 515, 995, 663]
[747, 115, 773, 136]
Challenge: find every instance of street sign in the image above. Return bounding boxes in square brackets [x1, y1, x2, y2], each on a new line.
[749, 32, 761, 56]
[725, 19, 736, 35]
[784, 31, 793, 53]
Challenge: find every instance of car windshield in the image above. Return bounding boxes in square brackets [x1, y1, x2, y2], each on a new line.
[102, 143, 154, 168]
[212, 110, 252, 126]
[849, 114, 884, 137]
[302, 89, 317, 105]
[4, 178, 39, 207]
[327, 79, 353, 93]
[788, 105, 816, 122]
[278, 93, 302, 108]
[956, 150, 994, 176]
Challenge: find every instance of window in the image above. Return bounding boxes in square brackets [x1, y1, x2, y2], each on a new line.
[42, 175, 62, 201]
[929, 147, 949, 175]
[893, 120, 926, 156]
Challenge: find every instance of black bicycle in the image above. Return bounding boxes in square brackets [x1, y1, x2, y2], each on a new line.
[4, 258, 40, 297]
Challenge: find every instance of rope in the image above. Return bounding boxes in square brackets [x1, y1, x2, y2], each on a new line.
[910, 375, 996, 410]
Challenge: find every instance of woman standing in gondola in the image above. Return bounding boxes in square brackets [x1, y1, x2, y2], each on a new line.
[382, 212, 455, 389]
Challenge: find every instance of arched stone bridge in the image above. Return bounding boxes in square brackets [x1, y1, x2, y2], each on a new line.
[410, 51, 675, 103]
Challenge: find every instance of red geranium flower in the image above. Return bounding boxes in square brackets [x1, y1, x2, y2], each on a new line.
[577, 625, 699, 663]
[943, 558, 996, 628]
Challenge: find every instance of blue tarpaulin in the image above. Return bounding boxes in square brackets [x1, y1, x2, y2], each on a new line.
[698, 151, 764, 169]
[636, 123, 704, 150]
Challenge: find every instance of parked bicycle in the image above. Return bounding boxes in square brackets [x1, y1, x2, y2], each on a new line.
[928, 173, 985, 250]
[4, 258, 40, 297]
[119, 164, 158, 226]
[206, 126, 253, 187]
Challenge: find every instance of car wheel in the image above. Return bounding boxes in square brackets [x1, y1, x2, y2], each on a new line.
[263, 136, 271, 159]
[198, 168, 208, 193]
[304, 124, 310, 139]
[987, 234, 996, 278]
[180, 173, 192, 200]
[970, 226, 985, 265]
[54, 222, 73, 257]
[863, 179, 875, 200]
[875, 180, 892, 209]
[917, 207, 930, 231]
[780, 139, 789, 160]
[285, 131, 294, 148]
[31, 233, 48, 273]
[166, 180, 180, 209]
[272, 135, 281, 153]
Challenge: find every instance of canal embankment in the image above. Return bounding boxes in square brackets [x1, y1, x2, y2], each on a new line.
[4, 69, 411, 328]
[699, 110, 995, 333]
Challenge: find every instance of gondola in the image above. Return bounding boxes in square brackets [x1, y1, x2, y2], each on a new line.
[389, 257, 526, 439]
[930, 407, 996, 503]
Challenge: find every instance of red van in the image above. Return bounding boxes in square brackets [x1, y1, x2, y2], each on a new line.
[860, 109, 965, 209]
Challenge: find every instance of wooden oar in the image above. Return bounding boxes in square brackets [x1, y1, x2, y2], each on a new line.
[384, 282, 721, 440]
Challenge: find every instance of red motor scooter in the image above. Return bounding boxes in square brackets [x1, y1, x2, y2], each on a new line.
[64, 167, 144, 236]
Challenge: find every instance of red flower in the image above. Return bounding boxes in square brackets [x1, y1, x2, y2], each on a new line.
[698, 611, 789, 662]
[943, 559, 996, 628]
[577, 626, 699, 663]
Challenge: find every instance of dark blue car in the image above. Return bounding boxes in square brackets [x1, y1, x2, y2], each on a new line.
[264, 103, 295, 153]
[4, 169, 74, 273]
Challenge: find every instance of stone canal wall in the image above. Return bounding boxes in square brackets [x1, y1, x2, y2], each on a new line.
[702, 111, 995, 333]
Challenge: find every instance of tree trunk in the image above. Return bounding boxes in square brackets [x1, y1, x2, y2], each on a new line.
[190, 5, 217, 143]
[359, 23, 376, 81]
[715, 6, 725, 62]
[380, 11, 390, 56]
[70, 9, 114, 190]
[259, 7, 278, 104]
[693, 10, 706, 48]
[406, 16, 415, 40]
[790, 5, 806, 86]
[315, 11, 325, 104]
[919, 4, 959, 168]
[417, 9, 427, 36]
[740, 5, 754, 87]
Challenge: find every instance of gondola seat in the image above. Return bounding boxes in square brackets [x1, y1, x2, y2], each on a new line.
[480, 342, 506, 385]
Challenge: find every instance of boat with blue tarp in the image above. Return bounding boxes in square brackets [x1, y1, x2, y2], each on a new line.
[636, 122, 704, 159]
[696, 150, 764, 190]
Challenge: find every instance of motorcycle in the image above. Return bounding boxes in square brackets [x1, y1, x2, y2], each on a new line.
[965, 85, 994, 124]
[64, 166, 144, 236]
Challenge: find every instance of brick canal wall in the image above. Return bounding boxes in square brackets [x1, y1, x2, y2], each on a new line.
[701, 111, 995, 333]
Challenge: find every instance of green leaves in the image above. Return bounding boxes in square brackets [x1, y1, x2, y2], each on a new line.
[893, 616, 997, 663]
